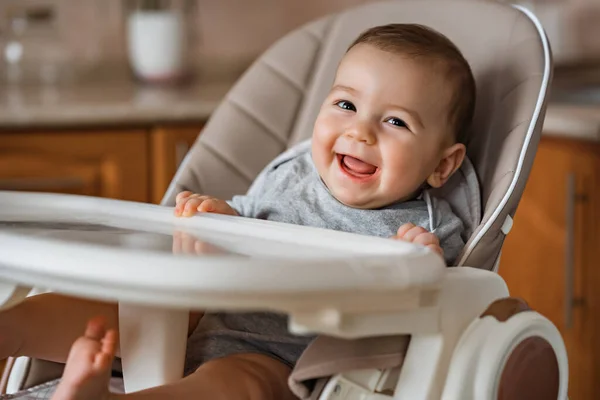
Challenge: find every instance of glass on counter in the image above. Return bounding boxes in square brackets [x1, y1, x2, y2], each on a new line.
[0, 3, 73, 86]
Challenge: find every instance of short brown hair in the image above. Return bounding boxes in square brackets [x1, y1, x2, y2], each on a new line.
[348, 24, 476, 145]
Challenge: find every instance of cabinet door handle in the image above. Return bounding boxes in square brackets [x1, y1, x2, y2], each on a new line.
[0, 177, 86, 191]
[564, 173, 576, 329]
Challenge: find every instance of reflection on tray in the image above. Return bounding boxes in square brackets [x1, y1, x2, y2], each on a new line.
[0, 221, 237, 257]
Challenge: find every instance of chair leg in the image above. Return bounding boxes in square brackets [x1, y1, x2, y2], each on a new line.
[118, 303, 188, 393]
[0, 357, 16, 394]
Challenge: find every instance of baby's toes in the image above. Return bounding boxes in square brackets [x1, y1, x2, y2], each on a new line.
[94, 330, 117, 371]
[53, 321, 115, 400]
[66, 336, 104, 378]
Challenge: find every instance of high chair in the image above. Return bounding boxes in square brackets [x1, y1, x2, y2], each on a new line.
[0, 0, 565, 399]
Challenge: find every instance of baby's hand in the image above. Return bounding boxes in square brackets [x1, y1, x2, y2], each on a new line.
[174, 191, 239, 217]
[393, 223, 443, 258]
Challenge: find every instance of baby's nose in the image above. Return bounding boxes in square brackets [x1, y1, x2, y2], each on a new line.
[345, 122, 376, 145]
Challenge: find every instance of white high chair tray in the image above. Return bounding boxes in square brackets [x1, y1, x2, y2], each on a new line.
[0, 192, 448, 393]
[0, 191, 444, 313]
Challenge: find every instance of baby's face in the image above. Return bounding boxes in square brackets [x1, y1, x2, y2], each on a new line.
[312, 44, 456, 209]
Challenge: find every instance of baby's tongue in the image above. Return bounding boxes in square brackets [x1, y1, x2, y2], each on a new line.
[343, 155, 376, 175]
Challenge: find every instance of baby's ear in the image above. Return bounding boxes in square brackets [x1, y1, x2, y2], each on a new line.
[426, 143, 466, 188]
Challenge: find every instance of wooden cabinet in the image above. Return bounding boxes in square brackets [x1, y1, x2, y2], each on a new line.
[499, 137, 600, 400]
[0, 124, 204, 204]
[0, 130, 149, 202]
[150, 125, 202, 204]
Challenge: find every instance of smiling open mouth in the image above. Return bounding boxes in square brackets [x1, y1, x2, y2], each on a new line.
[336, 154, 378, 179]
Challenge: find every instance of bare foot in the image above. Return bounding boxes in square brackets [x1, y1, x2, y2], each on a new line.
[52, 317, 117, 400]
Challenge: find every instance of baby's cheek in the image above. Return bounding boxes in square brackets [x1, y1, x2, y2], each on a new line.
[313, 111, 341, 139]
[383, 146, 414, 175]
[312, 126, 337, 160]
[381, 150, 421, 194]
[310, 138, 328, 177]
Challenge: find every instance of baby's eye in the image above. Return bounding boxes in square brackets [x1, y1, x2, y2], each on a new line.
[385, 117, 408, 129]
[335, 100, 356, 112]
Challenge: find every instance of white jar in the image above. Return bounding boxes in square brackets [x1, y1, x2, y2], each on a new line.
[127, 10, 188, 83]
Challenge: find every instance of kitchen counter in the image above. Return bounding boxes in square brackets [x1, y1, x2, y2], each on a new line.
[1, 62, 599, 144]
[543, 65, 600, 142]
[0, 60, 252, 129]
[0, 78, 235, 129]
[544, 103, 600, 142]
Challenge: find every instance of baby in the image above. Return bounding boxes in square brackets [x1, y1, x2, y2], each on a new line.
[1, 23, 476, 400]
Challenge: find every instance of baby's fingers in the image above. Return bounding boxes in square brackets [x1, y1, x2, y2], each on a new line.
[396, 223, 416, 238]
[399, 225, 428, 242]
[180, 196, 209, 217]
[174, 192, 196, 216]
[413, 232, 440, 247]
[176, 191, 193, 204]
[197, 199, 238, 216]
[197, 198, 219, 213]
[426, 244, 444, 257]
[414, 233, 443, 258]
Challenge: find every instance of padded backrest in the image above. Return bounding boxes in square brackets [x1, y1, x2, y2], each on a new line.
[163, 0, 552, 270]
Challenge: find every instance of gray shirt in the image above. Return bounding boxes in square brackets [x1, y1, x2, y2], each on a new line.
[185, 151, 464, 374]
